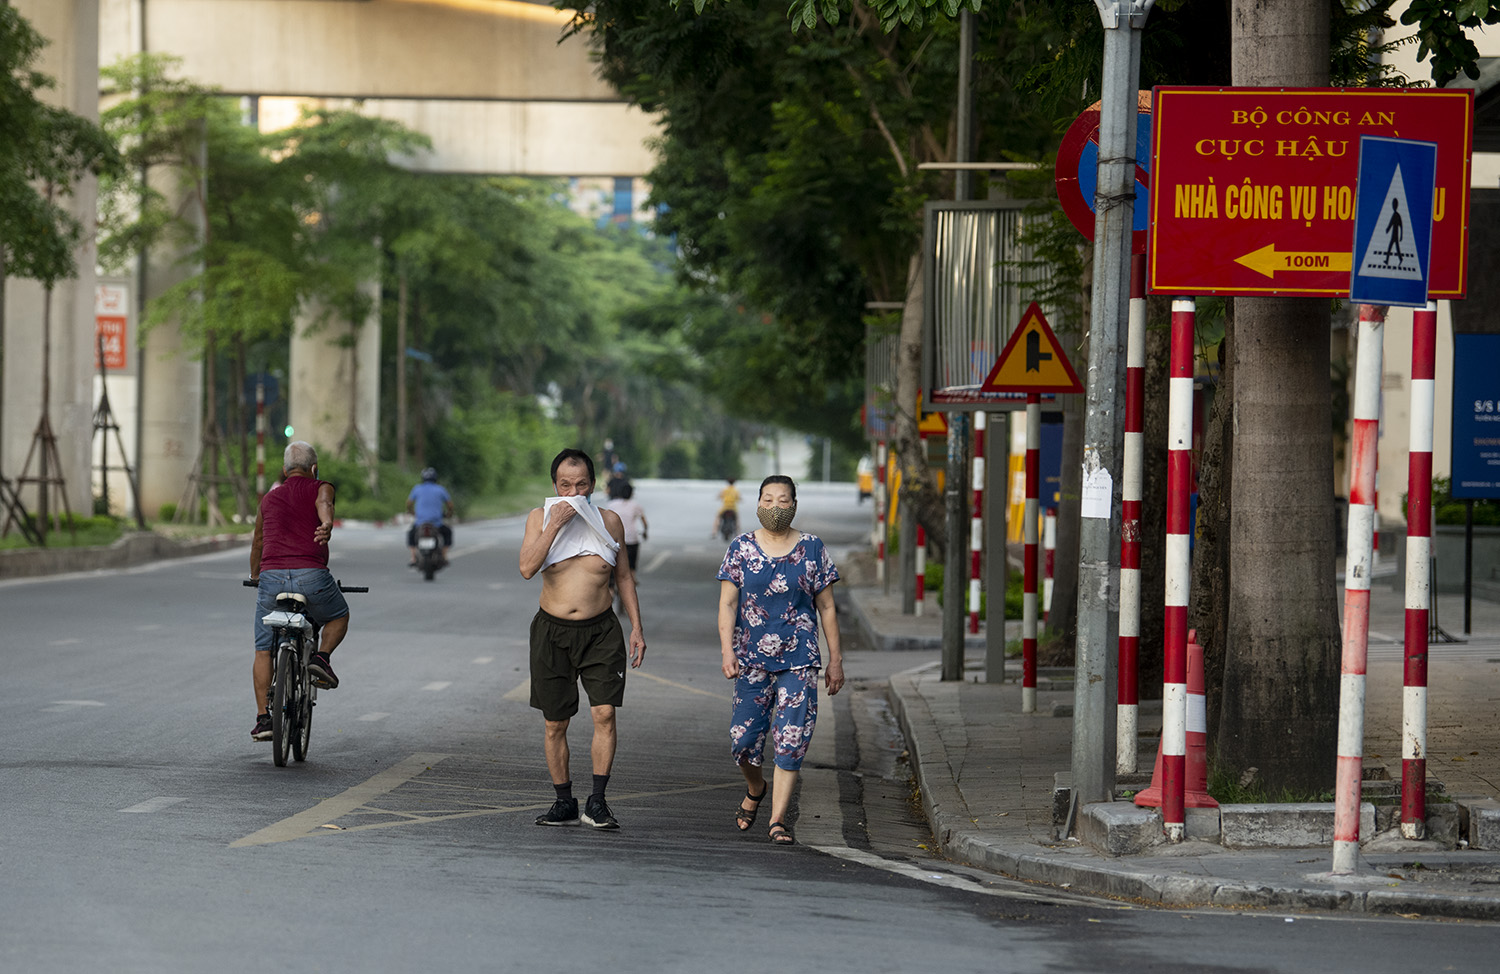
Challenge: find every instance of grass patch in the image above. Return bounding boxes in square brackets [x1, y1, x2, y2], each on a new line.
[0, 515, 126, 550]
[1207, 763, 1335, 804]
[923, 562, 1025, 621]
[461, 475, 557, 521]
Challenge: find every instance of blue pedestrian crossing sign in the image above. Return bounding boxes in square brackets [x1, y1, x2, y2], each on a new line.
[1350, 136, 1438, 307]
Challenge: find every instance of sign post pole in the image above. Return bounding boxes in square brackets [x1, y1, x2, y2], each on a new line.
[1071, 0, 1150, 810]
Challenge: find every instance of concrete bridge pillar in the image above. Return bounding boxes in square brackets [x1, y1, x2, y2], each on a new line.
[289, 278, 381, 464]
[2, 0, 100, 522]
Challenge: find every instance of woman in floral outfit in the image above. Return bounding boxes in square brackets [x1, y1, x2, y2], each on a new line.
[717, 475, 844, 845]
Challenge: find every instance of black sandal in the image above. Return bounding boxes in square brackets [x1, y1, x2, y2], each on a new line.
[768, 821, 795, 845]
[735, 787, 767, 831]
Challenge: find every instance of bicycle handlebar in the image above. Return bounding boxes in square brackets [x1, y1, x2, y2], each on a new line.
[242, 578, 368, 593]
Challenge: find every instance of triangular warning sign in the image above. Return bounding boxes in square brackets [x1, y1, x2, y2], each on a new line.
[981, 303, 1083, 394]
[917, 397, 948, 438]
[1357, 164, 1424, 281]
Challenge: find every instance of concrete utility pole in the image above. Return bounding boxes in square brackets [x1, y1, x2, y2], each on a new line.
[1070, 0, 1154, 813]
[940, 10, 977, 682]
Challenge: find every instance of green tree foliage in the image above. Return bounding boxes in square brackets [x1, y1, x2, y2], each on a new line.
[0, 5, 120, 286]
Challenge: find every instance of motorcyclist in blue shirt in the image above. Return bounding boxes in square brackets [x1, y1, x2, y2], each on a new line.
[406, 467, 455, 566]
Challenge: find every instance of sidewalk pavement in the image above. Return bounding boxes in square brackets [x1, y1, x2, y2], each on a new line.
[846, 576, 1500, 920]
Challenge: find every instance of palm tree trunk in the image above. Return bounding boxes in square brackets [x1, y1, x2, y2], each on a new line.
[1215, 0, 1339, 794]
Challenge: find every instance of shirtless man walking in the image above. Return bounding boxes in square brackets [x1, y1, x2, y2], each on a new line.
[519, 448, 646, 829]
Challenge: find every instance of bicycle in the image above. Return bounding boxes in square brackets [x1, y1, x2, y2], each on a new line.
[243, 578, 368, 766]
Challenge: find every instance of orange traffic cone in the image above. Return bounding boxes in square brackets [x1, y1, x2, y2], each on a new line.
[1133, 629, 1218, 809]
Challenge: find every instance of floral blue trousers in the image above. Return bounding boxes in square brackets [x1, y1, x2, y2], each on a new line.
[730, 665, 818, 771]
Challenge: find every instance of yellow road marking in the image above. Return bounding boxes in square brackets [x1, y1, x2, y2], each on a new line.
[631, 669, 730, 701]
[502, 678, 530, 701]
[230, 752, 451, 847]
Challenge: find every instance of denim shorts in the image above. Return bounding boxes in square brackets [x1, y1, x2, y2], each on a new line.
[254, 568, 349, 653]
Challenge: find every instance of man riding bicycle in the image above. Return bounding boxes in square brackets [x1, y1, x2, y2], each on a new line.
[249, 442, 349, 741]
[406, 467, 455, 566]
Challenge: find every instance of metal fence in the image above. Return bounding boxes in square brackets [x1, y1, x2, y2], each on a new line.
[923, 200, 1053, 410]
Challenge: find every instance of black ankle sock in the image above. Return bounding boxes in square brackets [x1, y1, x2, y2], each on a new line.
[591, 774, 610, 799]
[554, 782, 573, 802]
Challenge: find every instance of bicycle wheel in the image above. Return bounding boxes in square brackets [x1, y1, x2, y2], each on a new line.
[292, 644, 313, 762]
[271, 640, 295, 767]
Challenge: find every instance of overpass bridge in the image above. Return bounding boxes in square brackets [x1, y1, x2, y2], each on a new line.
[3, 0, 658, 523]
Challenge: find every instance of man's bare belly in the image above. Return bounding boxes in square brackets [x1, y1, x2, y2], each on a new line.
[539, 554, 614, 618]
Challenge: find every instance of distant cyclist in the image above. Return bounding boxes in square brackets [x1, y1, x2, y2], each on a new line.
[406, 467, 454, 566]
[713, 478, 741, 540]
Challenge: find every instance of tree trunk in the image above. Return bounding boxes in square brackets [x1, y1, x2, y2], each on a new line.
[1218, 0, 1339, 795]
[894, 252, 946, 555]
[1192, 315, 1233, 757]
[396, 262, 408, 470]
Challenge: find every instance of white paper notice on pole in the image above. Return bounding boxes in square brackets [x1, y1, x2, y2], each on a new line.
[1081, 448, 1113, 520]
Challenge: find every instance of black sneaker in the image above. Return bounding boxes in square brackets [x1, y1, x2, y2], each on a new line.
[307, 651, 339, 689]
[581, 794, 620, 830]
[535, 797, 580, 826]
[251, 714, 273, 742]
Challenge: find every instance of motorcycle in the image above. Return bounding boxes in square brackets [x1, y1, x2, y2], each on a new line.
[716, 508, 739, 542]
[414, 521, 447, 581]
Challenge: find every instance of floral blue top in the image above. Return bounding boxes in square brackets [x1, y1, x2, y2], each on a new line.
[717, 532, 840, 672]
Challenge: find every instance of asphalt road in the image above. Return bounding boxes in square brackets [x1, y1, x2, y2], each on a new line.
[1, 478, 1495, 972]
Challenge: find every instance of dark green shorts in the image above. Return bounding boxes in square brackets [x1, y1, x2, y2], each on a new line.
[529, 608, 627, 721]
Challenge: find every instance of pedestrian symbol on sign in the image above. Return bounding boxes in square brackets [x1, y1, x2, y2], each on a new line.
[1357, 164, 1423, 282]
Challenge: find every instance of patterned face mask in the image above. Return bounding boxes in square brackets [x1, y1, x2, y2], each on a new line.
[756, 505, 796, 532]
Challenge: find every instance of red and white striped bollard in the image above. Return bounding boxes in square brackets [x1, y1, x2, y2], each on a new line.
[1119, 254, 1146, 773]
[1333, 303, 1386, 873]
[1402, 301, 1437, 839]
[1042, 508, 1056, 627]
[969, 411, 986, 635]
[1022, 395, 1039, 714]
[914, 524, 927, 617]
[1161, 298, 1196, 840]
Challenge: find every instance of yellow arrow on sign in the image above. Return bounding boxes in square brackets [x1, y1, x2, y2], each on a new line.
[1235, 244, 1353, 279]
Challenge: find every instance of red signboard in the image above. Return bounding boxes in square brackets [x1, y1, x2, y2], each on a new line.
[1148, 87, 1473, 298]
[94, 284, 130, 372]
[95, 316, 127, 370]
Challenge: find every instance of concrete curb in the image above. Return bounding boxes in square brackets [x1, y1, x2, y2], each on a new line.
[0, 532, 248, 580]
[886, 665, 1500, 920]
[845, 587, 991, 653]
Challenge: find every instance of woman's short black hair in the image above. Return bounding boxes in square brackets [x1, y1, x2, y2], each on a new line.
[759, 474, 797, 502]
[551, 448, 595, 485]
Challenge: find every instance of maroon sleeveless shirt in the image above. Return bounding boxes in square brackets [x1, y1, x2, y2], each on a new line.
[259, 476, 332, 570]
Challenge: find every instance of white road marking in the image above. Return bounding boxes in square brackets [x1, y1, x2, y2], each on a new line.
[502, 678, 530, 701]
[357, 712, 390, 722]
[472, 656, 494, 664]
[134, 624, 163, 631]
[121, 797, 187, 814]
[231, 752, 452, 847]
[446, 542, 495, 561]
[43, 700, 106, 712]
[643, 550, 671, 574]
[48, 638, 80, 646]
[422, 681, 452, 692]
